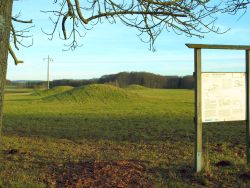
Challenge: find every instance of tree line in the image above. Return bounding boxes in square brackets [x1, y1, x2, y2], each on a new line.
[8, 72, 194, 89]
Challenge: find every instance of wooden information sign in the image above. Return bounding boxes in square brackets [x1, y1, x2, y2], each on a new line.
[186, 43, 250, 172]
[202, 72, 246, 122]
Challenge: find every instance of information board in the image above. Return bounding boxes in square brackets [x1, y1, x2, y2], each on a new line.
[202, 72, 246, 122]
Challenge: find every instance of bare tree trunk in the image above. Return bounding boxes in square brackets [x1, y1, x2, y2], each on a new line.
[0, 0, 13, 140]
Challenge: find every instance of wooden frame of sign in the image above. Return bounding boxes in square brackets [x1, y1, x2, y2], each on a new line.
[186, 44, 250, 172]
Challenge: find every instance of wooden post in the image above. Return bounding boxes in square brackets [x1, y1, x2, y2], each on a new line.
[246, 49, 250, 164]
[194, 48, 203, 172]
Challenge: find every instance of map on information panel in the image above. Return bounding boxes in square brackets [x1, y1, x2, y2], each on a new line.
[202, 73, 246, 122]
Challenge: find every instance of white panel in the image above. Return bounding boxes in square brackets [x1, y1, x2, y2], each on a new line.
[201, 73, 246, 122]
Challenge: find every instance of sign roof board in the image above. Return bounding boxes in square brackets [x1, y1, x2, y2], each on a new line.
[202, 72, 246, 122]
[186, 44, 250, 50]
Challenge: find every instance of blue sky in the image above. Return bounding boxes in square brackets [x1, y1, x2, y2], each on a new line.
[7, 0, 250, 80]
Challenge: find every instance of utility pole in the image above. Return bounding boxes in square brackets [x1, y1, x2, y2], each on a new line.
[43, 55, 53, 89]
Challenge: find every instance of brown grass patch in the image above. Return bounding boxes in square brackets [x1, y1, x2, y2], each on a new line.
[45, 160, 155, 188]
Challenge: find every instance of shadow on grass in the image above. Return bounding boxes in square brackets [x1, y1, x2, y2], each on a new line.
[3, 114, 194, 143]
[3, 114, 246, 145]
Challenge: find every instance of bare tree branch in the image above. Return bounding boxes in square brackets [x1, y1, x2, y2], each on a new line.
[42, 0, 238, 51]
[223, 0, 250, 14]
[8, 45, 24, 65]
[11, 0, 249, 52]
[9, 8, 34, 65]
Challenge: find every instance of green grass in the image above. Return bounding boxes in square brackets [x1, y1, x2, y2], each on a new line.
[125, 84, 149, 90]
[1, 84, 250, 187]
[5, 86, 34, 94]
[33, 86, 74, 97]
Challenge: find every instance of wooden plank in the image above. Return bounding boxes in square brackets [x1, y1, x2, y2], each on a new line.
[194, 48, 203, 172]
[186, 44, 250, 50]
[246, 49, 250, 164]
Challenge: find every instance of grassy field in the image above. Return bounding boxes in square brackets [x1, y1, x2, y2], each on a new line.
[0, 84, 250, 187]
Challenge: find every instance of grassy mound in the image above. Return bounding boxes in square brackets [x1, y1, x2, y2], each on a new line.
[125, 84, 149, 90]
[44, 84, 136, 103]
[33, 86, 74, 97]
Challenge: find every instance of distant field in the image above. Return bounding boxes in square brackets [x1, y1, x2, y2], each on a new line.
[5, 86, 33, 94]
[0, 85, 249, 187]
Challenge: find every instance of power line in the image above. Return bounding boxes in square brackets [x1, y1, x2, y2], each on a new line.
[43, 55, 53, 89]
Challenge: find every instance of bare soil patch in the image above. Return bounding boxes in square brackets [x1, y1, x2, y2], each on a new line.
[45, 160, 155, 188]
